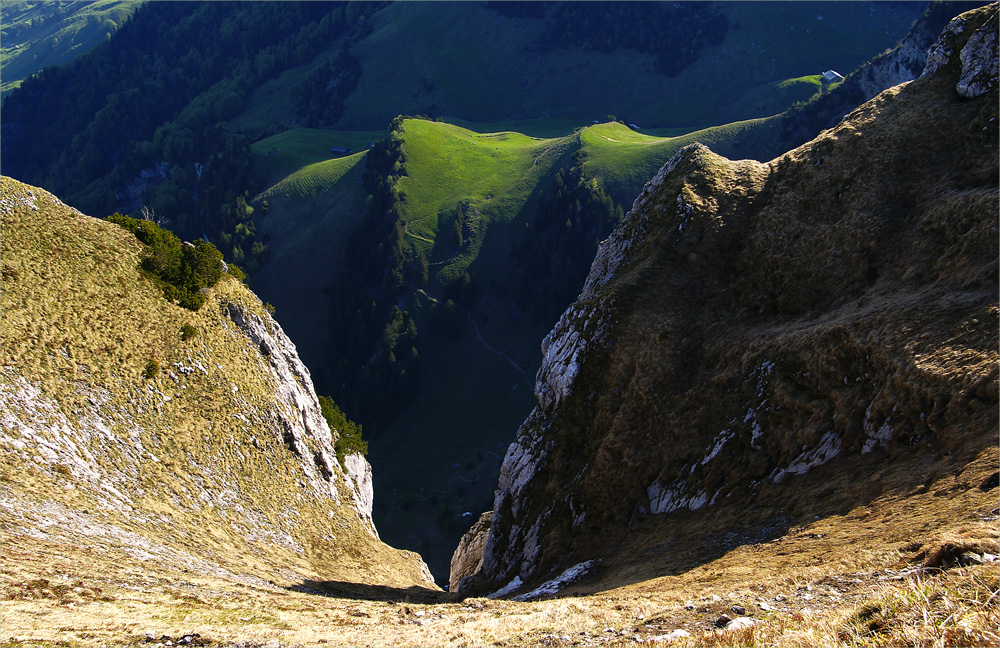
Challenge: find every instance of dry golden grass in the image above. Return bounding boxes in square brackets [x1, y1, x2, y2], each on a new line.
[1, 177, 432, 608]
[2, 407, 996, 646]
[2, 485, 996, 648]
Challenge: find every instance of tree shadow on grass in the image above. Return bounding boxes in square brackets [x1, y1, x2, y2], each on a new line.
[288, 579, 455, 604]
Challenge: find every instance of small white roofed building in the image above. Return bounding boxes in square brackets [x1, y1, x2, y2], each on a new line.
[822, 70, 844, 84]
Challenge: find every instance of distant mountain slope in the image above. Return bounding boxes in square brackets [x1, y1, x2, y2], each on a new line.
[0, 0, 143, 98]
[335, 1, 921, 130]
[457, 3, 999, 597]
[0, 1, 923, 239]
[0, 177, 435, 601]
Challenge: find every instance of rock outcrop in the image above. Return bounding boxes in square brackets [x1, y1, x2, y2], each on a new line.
[0, 177, 435, 591]
[449, 510, 492, 592]
[458, 4, 999, 597]
[921, 2, 999, 98]
[851, 2, 966, 97]
[343, 452, 377, 535]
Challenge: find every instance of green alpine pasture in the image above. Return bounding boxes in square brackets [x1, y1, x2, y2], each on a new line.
[251, 128, 383, 187]
[250, 116, 760, 299]
[394, 119, 574, 280]
[250, 115, 787, 315]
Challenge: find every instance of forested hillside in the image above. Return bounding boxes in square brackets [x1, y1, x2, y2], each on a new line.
[0, 0, 143, 98]
[1, 2, 382, 271]
[1, 2, 923, 245]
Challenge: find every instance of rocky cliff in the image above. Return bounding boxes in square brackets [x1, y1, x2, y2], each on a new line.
[0, 177, 435, 592]
[457, 3, 999, 597]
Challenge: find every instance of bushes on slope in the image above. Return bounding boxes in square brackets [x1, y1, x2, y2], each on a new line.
[318, 394, 368, 464]
[108, 212, 225, 310]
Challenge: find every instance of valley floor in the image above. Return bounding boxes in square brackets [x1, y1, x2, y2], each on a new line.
[4, 448, 997, 648]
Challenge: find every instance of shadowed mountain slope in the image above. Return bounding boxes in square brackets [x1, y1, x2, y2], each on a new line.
[457, 3, 999, 598]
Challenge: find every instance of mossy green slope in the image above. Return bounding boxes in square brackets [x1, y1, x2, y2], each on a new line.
[0, 176, 434, 592]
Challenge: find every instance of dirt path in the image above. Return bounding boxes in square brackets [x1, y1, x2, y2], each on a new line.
[463, 308, 532, 387]
[402, 214, 436, 244]
[414, 289, 532, 387]
[404, 229, 434, 244]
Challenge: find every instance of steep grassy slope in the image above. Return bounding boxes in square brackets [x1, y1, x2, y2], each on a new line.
[0, 0, 143, 98]
[394, 120, 573, 273]
[0, 177, 435, 620]
[459, 3, 999, 601]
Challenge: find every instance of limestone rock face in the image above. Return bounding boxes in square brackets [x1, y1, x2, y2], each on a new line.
[957, 5, 999, 98]
[922, 3, 999, 98]
[0, 178, 434, 591]
[852, 4, 950, 98]
[343, 452, 377, 536]
[220, 298, 342, 501]
[458, 4, 998, 597]
[449, 511, 492, 592]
